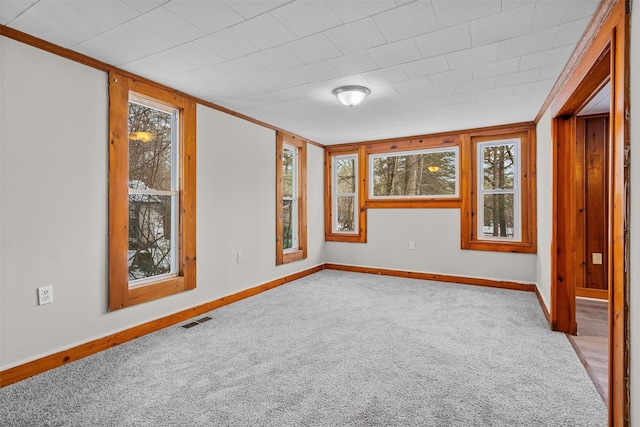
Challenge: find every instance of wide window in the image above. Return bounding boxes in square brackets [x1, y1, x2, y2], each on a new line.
[369, 147, 458, 198]
[276, 132, 307, 264]
[109, 72, 196, 310]
[461, 128, 536, 253]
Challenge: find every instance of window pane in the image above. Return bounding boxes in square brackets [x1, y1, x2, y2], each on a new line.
[128, 194, 174, 280]
[282, 199, 293, 250]
[336, 158, 356, 194]
[372, 149, 456, 197]
[482, 193, 515, 238]
[128, 102, 174, 192]
[336, 195, 356, 232]
[283, 147, 294, 198]
[482, 144, 515, 190]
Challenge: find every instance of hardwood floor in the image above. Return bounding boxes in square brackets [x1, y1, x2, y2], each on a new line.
[568, 297, 608, 404]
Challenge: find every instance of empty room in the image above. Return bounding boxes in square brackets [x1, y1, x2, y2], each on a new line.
[0, 0, 638, 425]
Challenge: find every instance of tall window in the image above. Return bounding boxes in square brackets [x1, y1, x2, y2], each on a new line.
[477, 140, 520, 241]
[333, 154, 358, 233]
[461, 128, 535, 253]
[282, 144, 298, 251]
[276, 132, 307, 264]
[109, 72, 196, 310]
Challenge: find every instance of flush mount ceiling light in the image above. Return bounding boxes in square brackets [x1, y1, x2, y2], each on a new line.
[332, 85, 370, 107]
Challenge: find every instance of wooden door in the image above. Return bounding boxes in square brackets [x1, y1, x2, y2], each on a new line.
[575, 115, 609, 300]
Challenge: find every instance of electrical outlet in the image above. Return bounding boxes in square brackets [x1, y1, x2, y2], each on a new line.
[409, 241, 416, 250]
[37, 286, 53, 305]
[237, 252, 244, 264]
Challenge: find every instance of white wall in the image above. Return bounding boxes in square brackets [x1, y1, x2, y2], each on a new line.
[326, 209, 537, 283]
[629, 0, 639, 421]
[535, 109, 553, 310]
[0, 37, 324, 370]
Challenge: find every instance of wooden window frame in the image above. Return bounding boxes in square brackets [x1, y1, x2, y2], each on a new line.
[460, 125, 536, 253]
[276, 131, 307, 264]
[325, 145, 367, 243]
[364, 134, 461, 209]
[108, 72, 196, 311]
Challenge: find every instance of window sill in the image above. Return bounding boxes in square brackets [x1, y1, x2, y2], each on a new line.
[365, 198, 460, 209]
[461, 240, 537, 254]
[282, 249, 305, 264]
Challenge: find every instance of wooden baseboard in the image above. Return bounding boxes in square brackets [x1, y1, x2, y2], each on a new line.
[534, 286, 552, 324]
[575, 287, 609, 300]
[0, 265, 324, 388]
[323, 263, 536, 292]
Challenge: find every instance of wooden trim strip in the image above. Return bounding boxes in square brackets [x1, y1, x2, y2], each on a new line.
[323, 263, 536, 292]
[0, 25, 324, 149]
[0, 265, 324, 388]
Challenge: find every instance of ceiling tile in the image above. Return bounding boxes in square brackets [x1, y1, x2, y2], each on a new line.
[64, 1, 140, 27]
[121, 58, 172, 81]
[263, 67, 311, 89]
[223, 0, 290, 19]
[284, 33, 342, 65]
[455, 77, 495, 95]
[297, 62, 341, 83]
[122, 1, 167, 14]
[104, 21, 172, 55]
[367, 39, 421, 68]
[363, 66, 409, 85]
[74, 34, 145, 66]
[372, 1, 438, 43]
[470, 3, 535, 46]
[249, 46, 305, 72]
[271, 1, 342, 38]
[418, 84, 456, 100]
[539, 63, 565, 80]
[192, 57, 269, 85]
[130, 6, 205, 45]
[532, 0, 600, 32]
[402, 56, 449, 79]
[131, 51, 194, 76]
[324, 18, 386, 55]
[328, 51, 379, 76]
[497, 27, 557, 60]
[164, 42, 225, 69]
[159, 72, 218, 95]
[494, 68, 540, 88]
[197, 29, 259, 60]
[474, 86, 515, 100]
[0, 0, 36, 25]
[9, 1, 109, 47]
[429, 68, 473, 87]
[414, 24, 472, 59]
[554, 16, 592, 47]
[446, 44, 498, 70]
[231, 12, 297, 50]
[440, 93, 477, 106]
[473, 57, 520, 79]
[431, 0, 501, 28]
[164, 1, 245, 34]
[514, 78, 555, 95]
[501, 0, 536, 12]
[325, 0, 396, 23]
[519, 44, 574, 71]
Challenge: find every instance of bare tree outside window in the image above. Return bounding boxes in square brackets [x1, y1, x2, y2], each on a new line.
[371, 148, 457, 197]
[334, 156, 357, 232]
[282, 145, 296, 250]
[128, 99, 177, 281]
[479, 142, 518, 239]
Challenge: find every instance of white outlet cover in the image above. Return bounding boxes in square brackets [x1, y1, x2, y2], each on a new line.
[37, 286, 53, 305]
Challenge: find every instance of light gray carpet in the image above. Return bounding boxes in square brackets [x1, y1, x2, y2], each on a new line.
[0, 270, 606, 426]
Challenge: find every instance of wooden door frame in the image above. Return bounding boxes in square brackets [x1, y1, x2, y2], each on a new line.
[550, 0, 629, 424]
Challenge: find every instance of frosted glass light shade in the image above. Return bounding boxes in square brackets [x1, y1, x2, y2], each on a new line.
[332, 85, 370, 107]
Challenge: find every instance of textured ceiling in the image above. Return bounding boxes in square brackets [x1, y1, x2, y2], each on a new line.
[1, 0, 601, 144]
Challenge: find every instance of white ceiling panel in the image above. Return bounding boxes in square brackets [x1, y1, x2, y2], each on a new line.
[1, 0, 602, 144]
[164, 0, 245, 34]
[197, 29, 259, 60]
[431, 0, 501, 28]
[469, 3, 535, 46]
[325, 0, 396, 23]
[231, 12, 296, 50]
[324, 18, 386, 55]
[367, 39, 421, 68]
[284, 33, 342, 64]
[414, 24, 472, 59]
[271, 0, 342, 38]
[372, 1, 438, 43]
